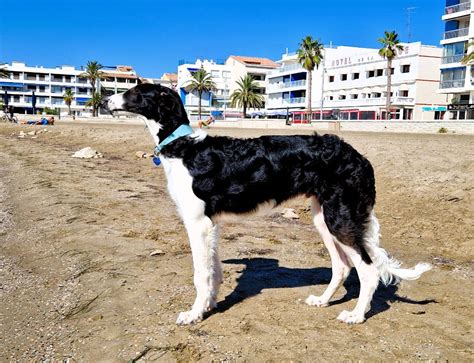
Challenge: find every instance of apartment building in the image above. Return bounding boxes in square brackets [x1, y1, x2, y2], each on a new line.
[439, 0, 473, 119]
[177, 56, 278, 119]
[267, 42, 447, 121]
[0, 62, 139, 116]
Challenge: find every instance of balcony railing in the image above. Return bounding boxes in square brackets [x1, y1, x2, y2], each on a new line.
[440, 79, 466, 88]
[283, 97, 306, 104]
[278, 63, 304, 73]
[445, 1, 471, 15]
[326, 97, 415, 106]
[442, 54, 465, 64]
[444, 27, 469, 40]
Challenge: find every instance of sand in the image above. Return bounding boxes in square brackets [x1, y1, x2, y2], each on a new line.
[0, 122, 473, 362]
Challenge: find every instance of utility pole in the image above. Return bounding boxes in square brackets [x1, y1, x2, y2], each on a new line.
[406, 7, 418, 43]
[319, 48, 326, 120]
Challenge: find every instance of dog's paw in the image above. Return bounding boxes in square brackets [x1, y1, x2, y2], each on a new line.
[336, 310, 365, 324]
[176, 310, 203, 326]
[305, 294, 329, 307]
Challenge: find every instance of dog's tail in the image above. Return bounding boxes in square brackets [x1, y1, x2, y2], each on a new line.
[364, 211, 432, 285]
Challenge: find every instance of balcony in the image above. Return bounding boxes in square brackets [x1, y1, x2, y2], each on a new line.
[440, 79, 466, 88]
[283, 97, 306, 104]
[445, 1, 471, 15]
[444, 27, 469, 40]
[278, 63, 304, 73]
[267, 80, 307, 93]
[325, 97, 415, 107]
[441, 54, 465, 64]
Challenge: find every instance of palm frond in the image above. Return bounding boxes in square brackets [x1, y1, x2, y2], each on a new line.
[297, 35, 324, 72]
[378, 31, 404, 60]
[230, 74, 264, 109]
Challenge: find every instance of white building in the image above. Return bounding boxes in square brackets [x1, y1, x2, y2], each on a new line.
[267, 42, 447, 121]
[0, 62, 139, 116]
[177, 56, 278, 119]
[439, 0, 473, 119]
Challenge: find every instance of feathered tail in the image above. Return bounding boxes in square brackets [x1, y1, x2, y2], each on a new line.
[364, 212, 432, 285]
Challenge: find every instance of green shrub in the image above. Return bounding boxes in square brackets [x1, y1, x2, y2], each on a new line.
[43, 107, 59, 115]
[438, 127, 448, 134]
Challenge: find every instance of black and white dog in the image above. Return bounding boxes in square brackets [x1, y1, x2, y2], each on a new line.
[105, 84, 431, 325]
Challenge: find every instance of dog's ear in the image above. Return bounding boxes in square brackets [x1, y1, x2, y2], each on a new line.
[137, 77, 149, 85]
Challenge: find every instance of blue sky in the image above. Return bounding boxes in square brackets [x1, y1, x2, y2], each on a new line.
[1, 0, 445, 77]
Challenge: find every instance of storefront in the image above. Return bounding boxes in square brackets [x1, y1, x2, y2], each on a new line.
[447, 104, 474, 120]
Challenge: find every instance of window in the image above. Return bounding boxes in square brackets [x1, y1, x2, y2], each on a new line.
[51, 74, 63, 82]
[222, 71, 231, 79]
[117, 78, 127, 83]
[51, 86, 63, 93]
[350, 94, 358, 99]
[352, 73, 360, 80]
[401, 65, 411, 73]
[12, 72, 20, 79]
[64, 76, 72, 83]
[25, 73, 37, 81]
[38, 74, 46, 81]
[211, 70, 220, 78]
[373, 92, 382, 98]
[376, 69, 383, 77]
[338, 95, 346, 100]
[13, 95, 20, 102]
[399, 90, 409, 97]
[329, 96, 334, 100]
[341, 74, 348, 81]
[27, 85, 37, 91]
[77, 87, 88, 95]
[329, 75, 335, 82]
[368, 70, 375, 78]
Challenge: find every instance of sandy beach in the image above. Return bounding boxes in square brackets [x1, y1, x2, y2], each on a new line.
[0, 122, 473, 361]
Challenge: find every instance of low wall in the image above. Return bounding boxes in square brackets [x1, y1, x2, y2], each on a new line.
[208, 120, 474, 134]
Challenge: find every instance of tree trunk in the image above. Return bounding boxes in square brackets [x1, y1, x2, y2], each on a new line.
[386, 59, 392, 120]
[243, 102, 247, 118]
[198, 90, 202, 120]
[91, 80, 96, 117]
[307, 70, 312, 121]
[68, 104, 71, 116]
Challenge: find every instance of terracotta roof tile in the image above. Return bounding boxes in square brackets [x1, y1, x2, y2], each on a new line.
[229, 56, 279, 68]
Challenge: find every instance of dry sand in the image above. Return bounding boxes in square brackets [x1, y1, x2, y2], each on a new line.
[0, 122, 473, 362]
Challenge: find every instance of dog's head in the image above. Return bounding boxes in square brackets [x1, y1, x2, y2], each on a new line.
[104, 83, 189, 130]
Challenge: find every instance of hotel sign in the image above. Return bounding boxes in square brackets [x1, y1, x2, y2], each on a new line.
[447, 104, 474, 110]
[330, 46, 411, 67]
[422, 106, 447, 112]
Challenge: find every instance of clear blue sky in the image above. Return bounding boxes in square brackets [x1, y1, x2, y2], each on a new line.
[1, 0, 445, 78]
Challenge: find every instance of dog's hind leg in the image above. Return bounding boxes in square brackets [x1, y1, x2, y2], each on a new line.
[334, 240, 380, 324]
[306, 197, 351, 307]
[176, 216, 222, 325]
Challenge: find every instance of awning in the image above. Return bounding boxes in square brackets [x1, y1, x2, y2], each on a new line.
[267, 110, 289, 116]
[0, 82, 23, 87]
[371, 86, 383, 93]
[398, 83, 410, 91]
[76, 97, 90, 102]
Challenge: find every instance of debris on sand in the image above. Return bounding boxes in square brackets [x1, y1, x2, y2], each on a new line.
[281, 208, 299, 219]
[150, 249, 165, 256]
[72, 147, 103, 159]
[135, 151, 152, 159]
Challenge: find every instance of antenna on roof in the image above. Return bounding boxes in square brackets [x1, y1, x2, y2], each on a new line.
[406, 7, 418, 43]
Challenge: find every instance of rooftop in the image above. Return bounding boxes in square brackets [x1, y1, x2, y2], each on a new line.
[229, 55, 279, 68]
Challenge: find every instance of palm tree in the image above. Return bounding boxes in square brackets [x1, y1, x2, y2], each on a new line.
[85, 92, 103, 116]
[230, 74, 264, 118]
[80, 61, 104, 116]
[461, 41, 474, 64]
[186, 68, 216, 120]
[378, 31, 404, 120]
[0, 63, 9, 78]
[297, 35, 324, 121]
[63, 88, 74, 116]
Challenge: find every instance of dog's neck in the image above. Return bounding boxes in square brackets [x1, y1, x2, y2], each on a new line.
[141, 117, 190, 146]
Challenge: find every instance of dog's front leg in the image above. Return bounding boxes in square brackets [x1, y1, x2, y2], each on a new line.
[176, 216, 222, 325]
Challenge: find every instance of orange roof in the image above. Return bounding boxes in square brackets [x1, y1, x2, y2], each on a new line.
[162, 73, 177, 82]
[229, 56, 279, 68]
[102, 71, 137, 79]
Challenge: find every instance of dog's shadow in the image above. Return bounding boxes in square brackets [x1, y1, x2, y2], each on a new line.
[214, 258, 436, 320]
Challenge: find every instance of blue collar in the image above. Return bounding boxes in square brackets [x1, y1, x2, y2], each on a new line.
[154, 124, 194, 154]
